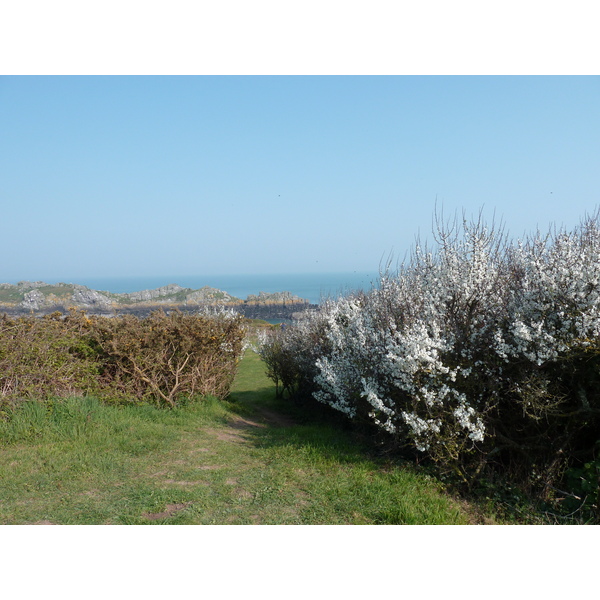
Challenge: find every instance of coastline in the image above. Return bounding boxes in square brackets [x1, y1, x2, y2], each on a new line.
[0, 279, 321, 322]
[2, 272, 379, 306]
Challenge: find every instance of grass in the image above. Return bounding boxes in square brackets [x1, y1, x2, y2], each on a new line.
[0, 348, 481, 525]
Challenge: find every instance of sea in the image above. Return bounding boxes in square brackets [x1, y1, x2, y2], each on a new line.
[66, 272, 381, 306]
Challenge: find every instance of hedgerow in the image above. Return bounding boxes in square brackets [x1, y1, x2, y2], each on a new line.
[0, 309, 246, 409]
[0, 311, 101, 402]
[257, 210, 600, 521]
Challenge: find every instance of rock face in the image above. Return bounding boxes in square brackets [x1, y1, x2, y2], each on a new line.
[71, 286, 113, 308]
[21, 289, 46, 311]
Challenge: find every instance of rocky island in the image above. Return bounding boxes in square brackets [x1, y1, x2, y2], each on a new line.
[0, 281, 314, 321]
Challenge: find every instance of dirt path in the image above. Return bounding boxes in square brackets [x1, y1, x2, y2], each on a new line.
[242, 406, 296, 428]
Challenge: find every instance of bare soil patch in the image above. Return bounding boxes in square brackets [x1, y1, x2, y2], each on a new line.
[207, 428, 247, 443]
[228, 417, 266, 430]
[142, 502, 192, 521]
[163, 480, 209, 486]
[251, 406, 297, 428]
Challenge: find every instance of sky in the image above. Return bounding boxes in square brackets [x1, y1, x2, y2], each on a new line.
[1, 75, 599, 283]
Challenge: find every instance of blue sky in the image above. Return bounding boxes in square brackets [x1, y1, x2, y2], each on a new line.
[1, 75, 599, 282]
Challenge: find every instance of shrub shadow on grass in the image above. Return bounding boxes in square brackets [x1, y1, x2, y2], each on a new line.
[220, 395, 469, 524]
[227, 388, 390, 467]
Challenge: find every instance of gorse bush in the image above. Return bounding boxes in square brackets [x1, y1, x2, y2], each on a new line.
[0, 309, 246, 409]
[90, 309, 245, 406]
[0, 311, 101, 402]
[258, 210, 600, 520]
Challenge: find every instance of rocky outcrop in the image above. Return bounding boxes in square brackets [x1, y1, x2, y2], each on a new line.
[71, 286, 113, 308]
[0, 280, 311, 317]
[185, 286, 241, 304]
[3, 281, 50, 290]
[13, 284, 113, 311]
[121, 284, 186, 303]
[20, 289, 46, 311]
[245, 291, 306, 304]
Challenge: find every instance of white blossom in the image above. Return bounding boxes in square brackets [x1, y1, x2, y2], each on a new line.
[257, 210, 600, 460]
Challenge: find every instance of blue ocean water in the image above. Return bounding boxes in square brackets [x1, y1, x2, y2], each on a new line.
[71, 272, 380, 305]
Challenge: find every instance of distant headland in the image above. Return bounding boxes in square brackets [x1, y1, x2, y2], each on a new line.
[0, 281, 315, 320]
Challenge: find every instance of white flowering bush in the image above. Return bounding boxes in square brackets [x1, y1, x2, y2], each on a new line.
[258, 211, 600, 506]
[305, 217, 508, 474]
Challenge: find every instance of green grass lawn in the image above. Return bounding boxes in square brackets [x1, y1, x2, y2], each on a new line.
[0, 349, 478, 525]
